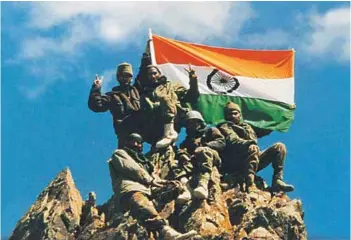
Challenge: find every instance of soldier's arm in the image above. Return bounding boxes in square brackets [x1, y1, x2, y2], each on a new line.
[88, 83, 111, 112]
[183, 73, 200, 105]
[218, 123, 255, 147]
[110, 150, 154, 186]
[204, 127, 226, 152]
[182, 66, 200, 104]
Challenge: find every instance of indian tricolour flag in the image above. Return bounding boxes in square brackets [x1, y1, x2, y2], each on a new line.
[149, 34, 295, 133]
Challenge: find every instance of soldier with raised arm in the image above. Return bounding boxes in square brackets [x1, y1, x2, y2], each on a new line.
[139, 64, 199, 148]
[108, 133, 197, 240]
[88, 63, 141, 148]
[217, 102, 294, 193]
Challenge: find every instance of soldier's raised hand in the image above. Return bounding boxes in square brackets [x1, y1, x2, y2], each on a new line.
[94, 74, 104, 87]
[184, 63, 197, 79]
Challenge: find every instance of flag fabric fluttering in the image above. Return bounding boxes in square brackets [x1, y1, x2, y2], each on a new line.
[148, 33, 295, 133]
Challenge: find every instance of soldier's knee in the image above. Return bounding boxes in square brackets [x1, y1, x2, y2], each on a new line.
[194, 146, 207, 154]
[274, 142, 286, 153]
[195, 146, 213, 156]
[248, 145, 260, 153]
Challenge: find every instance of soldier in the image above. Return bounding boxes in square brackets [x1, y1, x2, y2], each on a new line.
[217, 102, 294, 193]
[139, 64, 199, 148]
[88, 63, 141, 148]
[176, 111, 225, 201]
[107, 133, 197, 240]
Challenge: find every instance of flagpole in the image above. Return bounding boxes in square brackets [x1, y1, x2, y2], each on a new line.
[148, 28, 157, 65]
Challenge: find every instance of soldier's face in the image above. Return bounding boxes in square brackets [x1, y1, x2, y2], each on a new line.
[227, 110, 241, 124]
[186, 119, 202, 133]
[127, 140, 143, 153]
[117, 73, 132, 87]
[147, 67, 160, 82]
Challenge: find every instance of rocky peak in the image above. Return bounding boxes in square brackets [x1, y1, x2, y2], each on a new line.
[10, 169, 307, 240]
[10, 168, 83, 240]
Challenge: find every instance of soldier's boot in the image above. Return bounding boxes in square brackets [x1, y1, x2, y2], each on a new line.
[193, 173, 210, 200]
[246, 173, 257, 193]
[272, 169, 294, 192]
[156, 123, 178, 149]
[271, 148, 294, 192]
[176, 177, 192, 204]
[161, 225, 197, 240]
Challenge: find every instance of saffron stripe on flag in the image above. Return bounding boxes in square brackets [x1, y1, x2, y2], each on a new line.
[153, 34, 294, 79]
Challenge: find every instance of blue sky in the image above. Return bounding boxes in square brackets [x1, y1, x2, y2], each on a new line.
[1, 1, 350, 238]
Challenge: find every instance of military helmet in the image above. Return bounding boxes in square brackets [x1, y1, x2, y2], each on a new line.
[127, 133, 143, 143]
[117, 62, 133, 76]
[185, 110, 205, 122]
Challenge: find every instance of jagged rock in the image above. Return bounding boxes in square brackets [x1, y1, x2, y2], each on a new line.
[171, 168, 233, 239]
[10, 168, 83, 240]
[10, 169, 307, 240]
[224, 184, 307, 240]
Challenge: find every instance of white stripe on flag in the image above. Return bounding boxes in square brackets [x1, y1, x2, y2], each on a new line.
[158, 63, 295, 105]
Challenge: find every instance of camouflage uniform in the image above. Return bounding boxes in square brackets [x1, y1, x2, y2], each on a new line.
[108, 136, 198, 238]
[139, 65, 199, 146]
[176, 111, 225, 199]
[108, 146, 166, 231]
[88, 63, 141, 148]
[217, 102, 294, 192]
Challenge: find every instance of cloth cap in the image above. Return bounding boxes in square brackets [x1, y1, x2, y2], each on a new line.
[117, 62, 133, 76]
[225, 102, 241, 112]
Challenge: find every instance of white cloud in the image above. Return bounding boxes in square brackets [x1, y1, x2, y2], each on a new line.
[7, 2, 349, 99]
[23, 1, 253, 57]
[10, 2, 254, 99]
[239, 6, 350, 63]
[303, 6, 350, 62]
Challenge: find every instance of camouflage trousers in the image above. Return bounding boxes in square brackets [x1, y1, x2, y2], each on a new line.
[172, 146, 221, 180]
[193, 147, 222, 174]
[223, 142, 286, 176]
[120, 192, 167, 231]
[158, 95, 178, 124]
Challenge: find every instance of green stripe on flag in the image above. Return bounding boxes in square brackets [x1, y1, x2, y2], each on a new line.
[193, 95, 295, 132]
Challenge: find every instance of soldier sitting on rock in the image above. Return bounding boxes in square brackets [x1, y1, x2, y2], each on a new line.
[138, 64, 199, 149]
[217, 102, 294, 193]
[107, 133, 197, 240]
[174, 111, 226, 202]
[88, 63, 141, 148]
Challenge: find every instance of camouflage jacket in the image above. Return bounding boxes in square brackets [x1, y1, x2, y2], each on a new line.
[140, 75, 199, 111]
[179, 126, 226, 156]
[217, 121, 258, 148]
[108, 148, 154, 197]
[88, 84, 140, 134]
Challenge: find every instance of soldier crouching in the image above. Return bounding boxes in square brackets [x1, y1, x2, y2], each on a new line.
[175, 111, 225, 202]
[108, 133, 197, 240]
